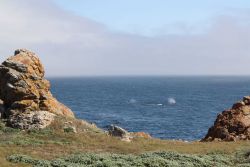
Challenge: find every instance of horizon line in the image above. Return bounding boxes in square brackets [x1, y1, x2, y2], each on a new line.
[45, 74, 250, 78]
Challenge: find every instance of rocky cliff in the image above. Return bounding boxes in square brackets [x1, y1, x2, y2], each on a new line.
[0, 49, 74, 129]
[202, 96, 250, 141]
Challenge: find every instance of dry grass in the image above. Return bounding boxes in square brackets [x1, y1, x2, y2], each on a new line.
[0, 117, 249, 166]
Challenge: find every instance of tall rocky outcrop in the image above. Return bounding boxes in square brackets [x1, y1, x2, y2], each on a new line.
[0, 49, 74, 129]
[202, 96, 250, 141]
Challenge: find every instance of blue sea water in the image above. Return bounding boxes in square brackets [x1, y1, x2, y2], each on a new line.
[49, 76, 250, 141]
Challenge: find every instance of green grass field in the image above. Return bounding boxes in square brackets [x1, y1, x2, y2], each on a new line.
[0, 117, 249, 167]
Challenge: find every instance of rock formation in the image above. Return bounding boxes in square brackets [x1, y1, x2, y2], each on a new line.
[0, 49, 74, 129]
[202, 96, 250, 141]
[108, 125, 152, 142]
[108, 125, 132, 142]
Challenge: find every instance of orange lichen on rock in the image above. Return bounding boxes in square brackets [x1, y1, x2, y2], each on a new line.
[132, 132, 152, 139]
[202, 96, 250, 142]
[0, 49, 74, 129]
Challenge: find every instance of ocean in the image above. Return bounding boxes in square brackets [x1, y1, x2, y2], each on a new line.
[49, 76, 250, 141]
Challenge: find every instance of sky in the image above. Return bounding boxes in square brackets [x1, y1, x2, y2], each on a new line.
[0, 0, 250, 76]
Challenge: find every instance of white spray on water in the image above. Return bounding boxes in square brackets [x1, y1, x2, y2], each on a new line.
[167, 98, 176, 105]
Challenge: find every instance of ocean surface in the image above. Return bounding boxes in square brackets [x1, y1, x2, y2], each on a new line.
[49, 76, 250, 141]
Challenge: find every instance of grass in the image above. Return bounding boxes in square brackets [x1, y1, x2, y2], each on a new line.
[0, 117, 248, 166]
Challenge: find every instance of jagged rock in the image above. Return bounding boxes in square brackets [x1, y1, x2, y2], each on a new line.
[243, 96, 250, 105]
[108, 125, 152, 142]
[202, 96, 250, 142]
[0, 49, 74, 129]
[108, 125, 130, 137]
[108, 125, 132, 142]
[232, 101, 245, 109]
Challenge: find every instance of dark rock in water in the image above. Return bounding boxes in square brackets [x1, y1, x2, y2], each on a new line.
[202, 96, 250, 142]
[0, 49, 74, 129]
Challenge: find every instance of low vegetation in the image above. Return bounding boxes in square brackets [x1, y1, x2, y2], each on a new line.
[6, 150, 250, 167]
[0, 117, 248, 167]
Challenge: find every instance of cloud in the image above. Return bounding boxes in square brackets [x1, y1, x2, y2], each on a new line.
[0, 0, 250, 76]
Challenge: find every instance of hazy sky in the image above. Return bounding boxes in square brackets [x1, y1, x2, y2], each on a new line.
[1, 0, 250, 76]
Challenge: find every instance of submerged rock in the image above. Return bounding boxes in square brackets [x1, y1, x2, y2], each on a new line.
[202, 96, 250, 141]
[0, 49, 74, 129]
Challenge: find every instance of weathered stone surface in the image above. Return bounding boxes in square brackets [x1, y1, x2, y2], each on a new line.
[108, 125, 130, 138]
[8, 111, 55, 129]
[108, 125, 152, 142]
[202, 96, 250, 142]
[108, 125, 132, 142]
[232, 101, 245, 109]
[243, 96, 250, 105]
[0, 49, 74, 129]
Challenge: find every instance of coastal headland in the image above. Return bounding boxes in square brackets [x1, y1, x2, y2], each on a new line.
[0, 49, 249, 166]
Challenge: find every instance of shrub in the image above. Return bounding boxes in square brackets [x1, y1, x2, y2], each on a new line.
[6, 151, 238, 167]
[2, 126, 20, 133]
[7, 154, 35, 164]
[63, 127, 76, 133]
[27, 128, 53, 136]
[234, 149, 250, 165]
